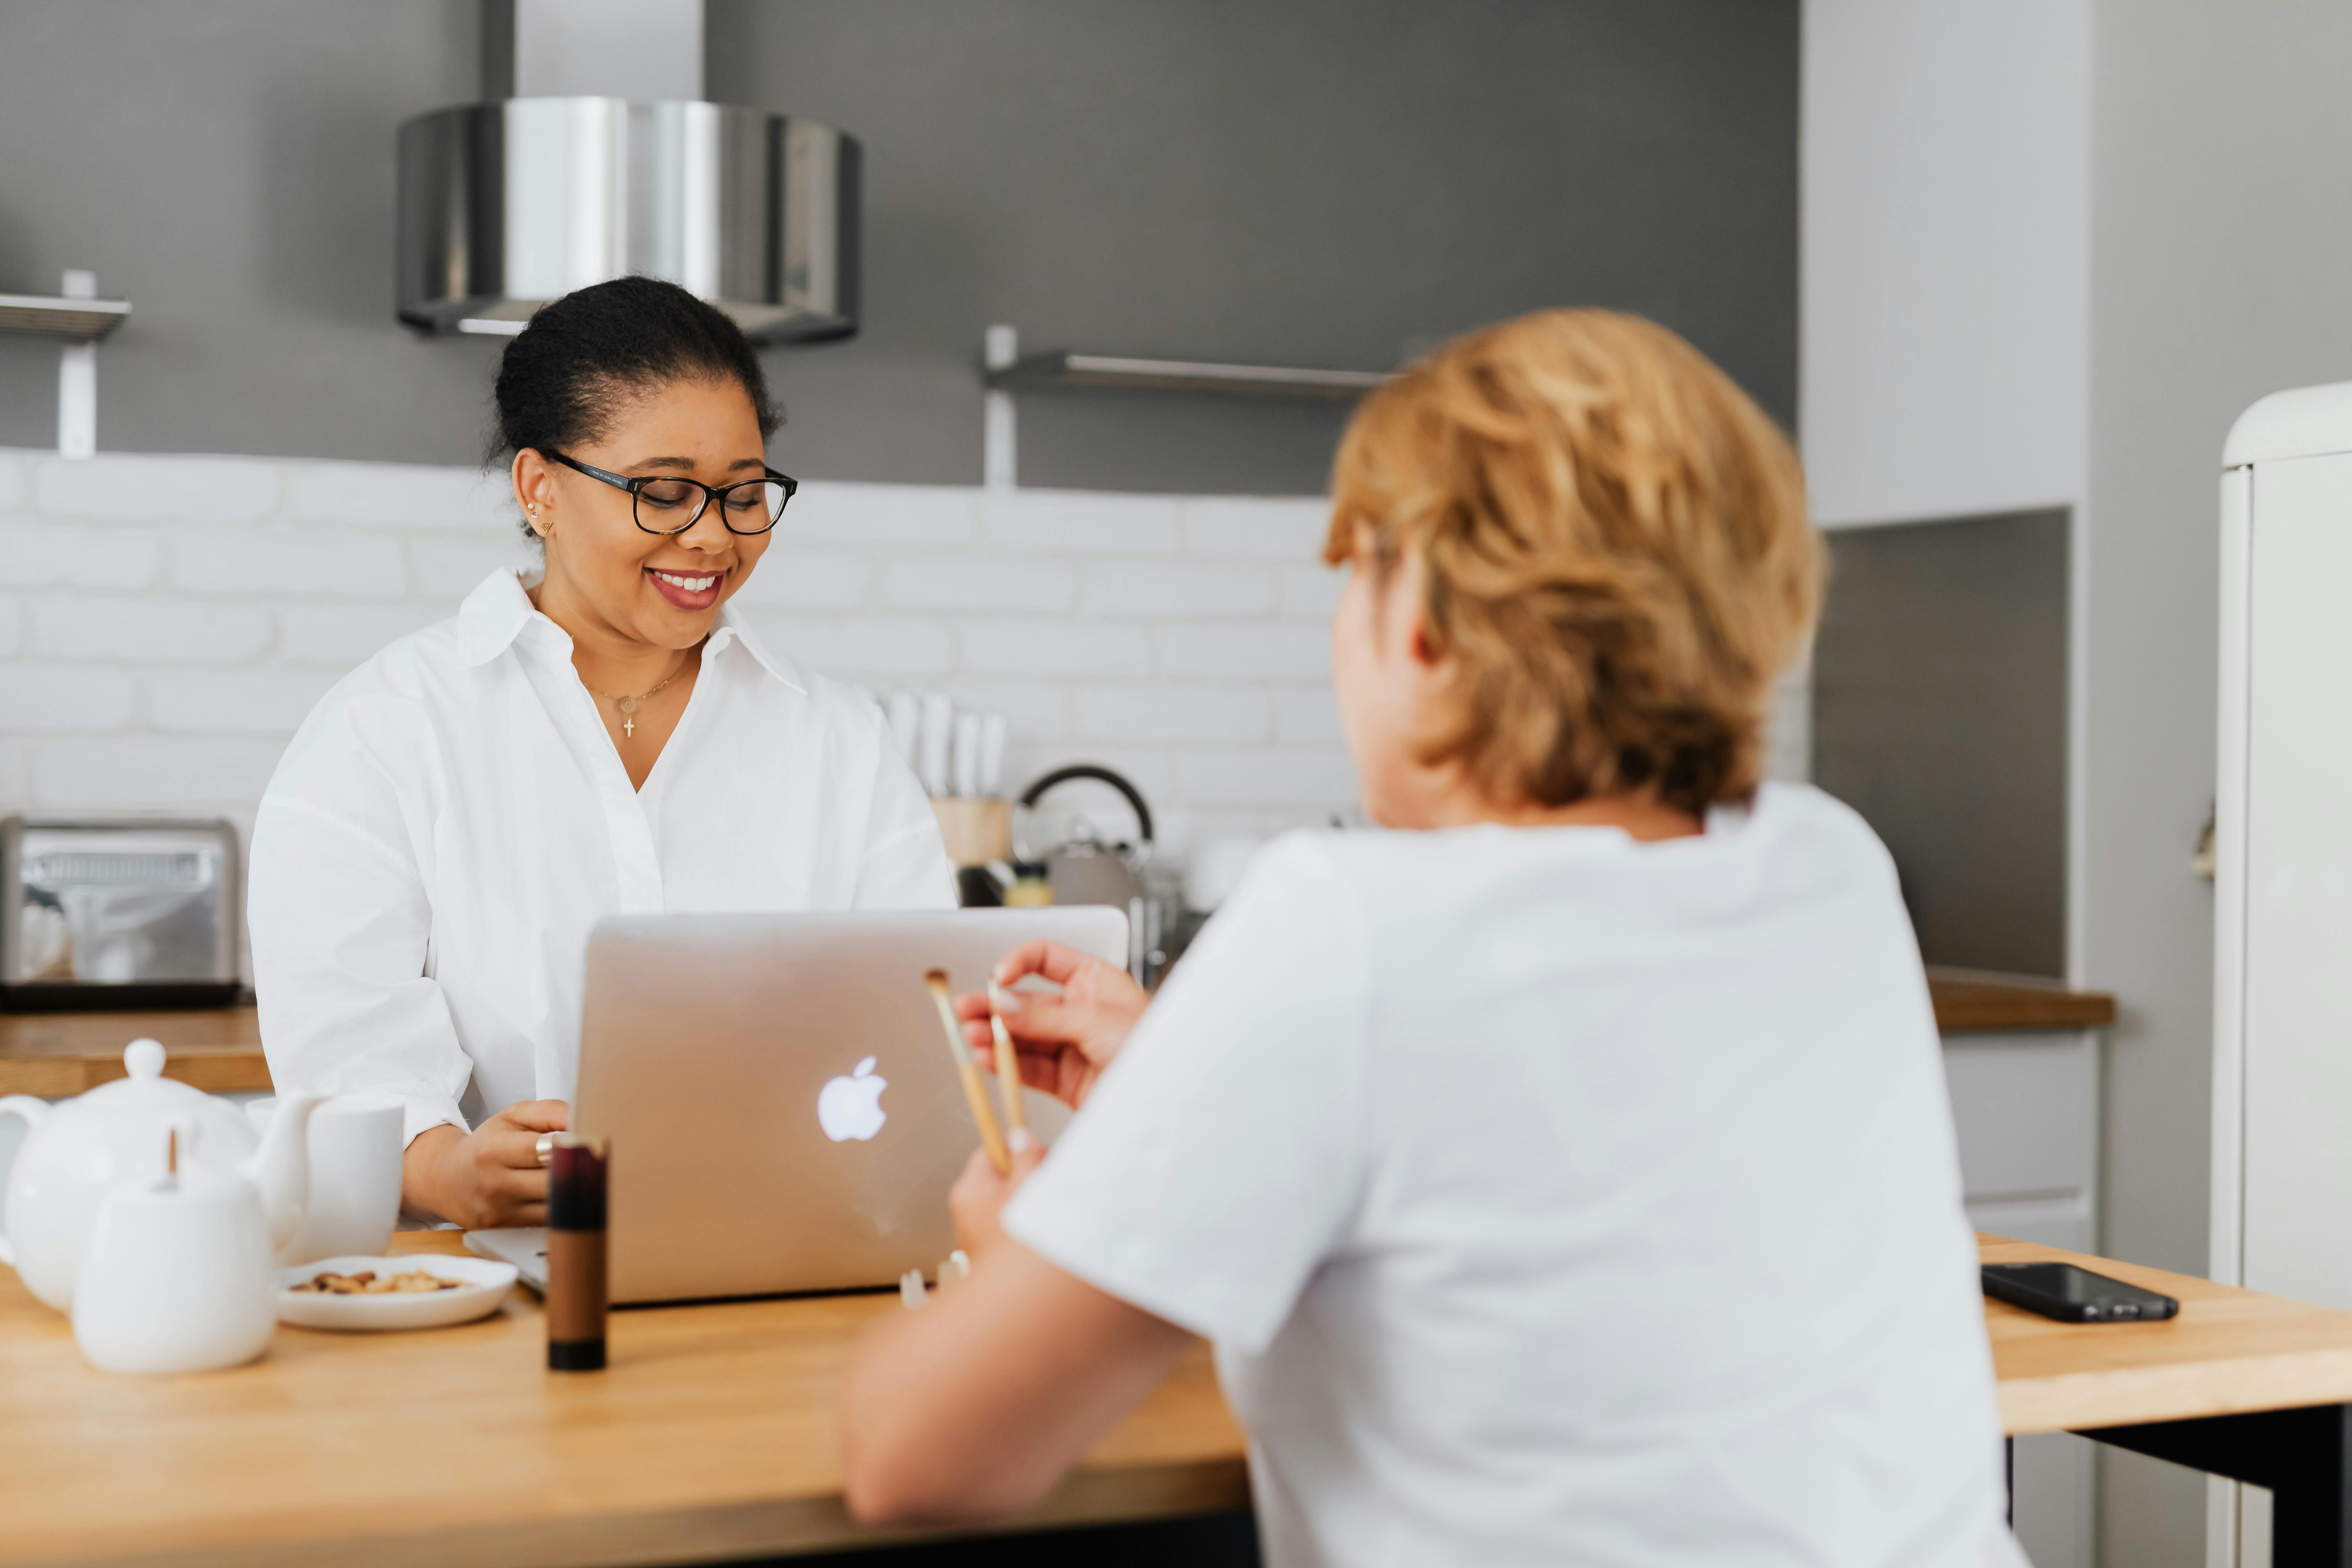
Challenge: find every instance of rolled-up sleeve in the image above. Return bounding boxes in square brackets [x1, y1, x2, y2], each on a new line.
[249, 706, 474, 1150]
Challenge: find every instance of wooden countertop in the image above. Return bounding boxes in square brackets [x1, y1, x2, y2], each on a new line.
[1985, 1233, 2352, 1435]
[0, 1233, 1247, 1568]
[1925, 969, 2116, 1033]
[0, 968, 2118, 1099]
[0, 1009, 270, 1097]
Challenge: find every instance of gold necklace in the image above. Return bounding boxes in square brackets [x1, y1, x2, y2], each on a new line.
[586, 653, 692, 739]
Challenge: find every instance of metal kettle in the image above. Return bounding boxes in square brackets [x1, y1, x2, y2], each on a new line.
[1015, 765, 1154, 912]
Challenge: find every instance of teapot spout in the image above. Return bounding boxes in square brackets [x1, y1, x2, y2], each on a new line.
[244, 1089, 327, 1262]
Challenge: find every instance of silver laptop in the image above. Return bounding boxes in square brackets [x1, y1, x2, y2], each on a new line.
[467, 906, 1126, 1303]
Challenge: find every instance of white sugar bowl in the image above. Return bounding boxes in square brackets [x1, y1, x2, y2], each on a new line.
[72, 1156, 280, 1376]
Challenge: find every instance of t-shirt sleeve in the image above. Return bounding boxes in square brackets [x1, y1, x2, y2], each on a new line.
[1003, 833, 1369, 1354]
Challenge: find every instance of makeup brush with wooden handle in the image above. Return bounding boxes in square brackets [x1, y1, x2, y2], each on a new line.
[925, 969, 1010, 1177]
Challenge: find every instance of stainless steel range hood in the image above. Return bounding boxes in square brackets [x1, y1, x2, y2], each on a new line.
[395, 2, 859, 344]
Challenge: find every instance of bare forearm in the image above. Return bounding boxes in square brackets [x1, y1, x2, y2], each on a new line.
[401, 1101, 566, 1228]
[840, 1244, 1194, 1525]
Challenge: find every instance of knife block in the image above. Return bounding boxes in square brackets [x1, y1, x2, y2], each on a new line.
[930, 797, 1012, 869]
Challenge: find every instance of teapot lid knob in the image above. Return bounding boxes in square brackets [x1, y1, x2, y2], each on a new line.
[123, 1038, 166, 1080]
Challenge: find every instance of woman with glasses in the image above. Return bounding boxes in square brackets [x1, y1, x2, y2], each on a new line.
[248, 276, 953, 1229]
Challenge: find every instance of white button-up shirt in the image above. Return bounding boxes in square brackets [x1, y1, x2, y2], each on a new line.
[250, 570, 955, 1147]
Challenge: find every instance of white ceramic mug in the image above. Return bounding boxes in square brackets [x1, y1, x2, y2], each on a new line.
[73, 1166, 277, 1374]
[244, 1094, 402, 1265]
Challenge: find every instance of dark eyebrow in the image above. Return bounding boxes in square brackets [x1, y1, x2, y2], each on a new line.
[628, 456, 767, 474]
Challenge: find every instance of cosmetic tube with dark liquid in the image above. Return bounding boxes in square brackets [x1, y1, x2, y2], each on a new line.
[546, 1134, 609, 1372]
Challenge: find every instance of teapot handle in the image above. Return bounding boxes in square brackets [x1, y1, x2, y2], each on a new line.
[0, 1096, 54, 1268]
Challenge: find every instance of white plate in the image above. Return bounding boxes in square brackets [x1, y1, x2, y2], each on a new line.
[276, 1254, 519, 1332]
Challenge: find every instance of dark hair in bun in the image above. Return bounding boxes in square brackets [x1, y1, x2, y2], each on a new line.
[487, 275, 780, 536]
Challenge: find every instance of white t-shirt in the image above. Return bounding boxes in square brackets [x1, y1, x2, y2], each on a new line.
[250, 570, 954, 1148]
[1006, 784, 2023, 1568]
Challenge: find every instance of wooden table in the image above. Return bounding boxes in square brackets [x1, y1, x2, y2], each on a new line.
[1986, 1233, 2352, 1564]
[0, 1233, 1247, 1568]
[6, 1225, 2345, 1564]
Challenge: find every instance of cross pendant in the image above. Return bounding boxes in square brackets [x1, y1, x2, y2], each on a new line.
[623, 716, 636, 739]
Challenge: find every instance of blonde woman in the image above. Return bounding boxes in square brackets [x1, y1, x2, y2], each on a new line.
[840, 310, 2021, 1567]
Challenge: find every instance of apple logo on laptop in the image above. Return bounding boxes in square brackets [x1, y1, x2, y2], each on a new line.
[817, 1056, 888, 1142]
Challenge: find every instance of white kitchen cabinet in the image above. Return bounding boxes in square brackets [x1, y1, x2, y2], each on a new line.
[1944, 1028, 2101, 1252]
[1942, 1021, 2104, 1568]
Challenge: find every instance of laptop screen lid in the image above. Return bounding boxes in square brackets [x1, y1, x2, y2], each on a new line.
[574, 906, 1126, 1304]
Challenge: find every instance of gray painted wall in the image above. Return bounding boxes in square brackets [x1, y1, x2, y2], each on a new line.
[0, 0, 1796, 494]
[0, 2, 491, 465]
[2088, 3, 2352, 1562]
[707, 0, 1795, 492]
[1812, 510, 2069, 979]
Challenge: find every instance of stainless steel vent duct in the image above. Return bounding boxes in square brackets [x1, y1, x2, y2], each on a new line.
[397, 98, 860, 343]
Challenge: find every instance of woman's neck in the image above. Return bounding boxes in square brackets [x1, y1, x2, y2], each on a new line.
[528, 571, 696, 696]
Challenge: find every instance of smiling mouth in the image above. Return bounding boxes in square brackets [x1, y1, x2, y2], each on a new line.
[645, 566, 725, 608]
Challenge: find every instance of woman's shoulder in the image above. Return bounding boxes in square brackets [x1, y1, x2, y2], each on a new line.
[301, 611, 473, 724]
[264, 608, 482, 802]
[1735, 781, 1904, 890]
[1235, 785, 1902, 922]
[711, 617, 894, 742]
[294, 572, 551, 728]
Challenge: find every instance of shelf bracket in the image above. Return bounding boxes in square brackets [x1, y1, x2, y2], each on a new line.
[0, 270, 130, 460]
[983, 324, 1018, 490]
[57, 272, 97, 460]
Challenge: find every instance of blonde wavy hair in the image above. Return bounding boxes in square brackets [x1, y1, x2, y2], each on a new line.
[1325, 308, 1821, 815]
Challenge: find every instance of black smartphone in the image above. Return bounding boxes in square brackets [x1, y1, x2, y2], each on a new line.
[1982, 1262, 2179, 1324]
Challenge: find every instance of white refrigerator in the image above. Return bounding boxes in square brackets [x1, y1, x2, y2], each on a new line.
[2211, 378, 2352, 1567]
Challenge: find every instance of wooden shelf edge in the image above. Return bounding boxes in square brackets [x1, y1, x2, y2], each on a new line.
[1930, 968, 2118, 1033]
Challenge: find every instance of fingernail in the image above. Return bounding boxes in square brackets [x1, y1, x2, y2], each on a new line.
[989, 982, 1022, 1014]
[1009, 1127, 1036, 1154]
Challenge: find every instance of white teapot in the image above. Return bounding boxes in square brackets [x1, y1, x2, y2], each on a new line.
[0, 1039, 324, 1312]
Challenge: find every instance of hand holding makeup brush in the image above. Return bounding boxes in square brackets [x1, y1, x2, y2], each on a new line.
[952, 940, 1149, 1112]
[946, 1129, 1046, 1258]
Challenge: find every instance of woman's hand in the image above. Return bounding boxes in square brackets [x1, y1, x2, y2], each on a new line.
[947, 1128, 1045, 1258]
[401, 1099, 570, 1228]
[952, 940, 1148, 1112]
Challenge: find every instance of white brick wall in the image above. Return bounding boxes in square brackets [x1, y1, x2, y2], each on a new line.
[0, 445, 1810, 893]
[0, 447, 1360, 867]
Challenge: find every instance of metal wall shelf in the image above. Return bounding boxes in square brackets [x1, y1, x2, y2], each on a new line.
[986, 349, 1389, 401]
[0, 294, 130, 340]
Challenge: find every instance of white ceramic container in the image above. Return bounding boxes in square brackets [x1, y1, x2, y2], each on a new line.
[244, 1094, 403, 1264]
[72, 1165, 279, 1374]
[0, 1040, 324, 1312]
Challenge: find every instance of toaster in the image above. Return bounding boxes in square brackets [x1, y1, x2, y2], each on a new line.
[0, 818, 243, 1010]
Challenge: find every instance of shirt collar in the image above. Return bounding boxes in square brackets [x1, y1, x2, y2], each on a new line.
[452, 568, 806, 694]
[705, 609, 806, 692]
[454, 569, 539, 666]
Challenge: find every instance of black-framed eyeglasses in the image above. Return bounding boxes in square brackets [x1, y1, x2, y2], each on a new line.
[544, 450, 798, 536]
